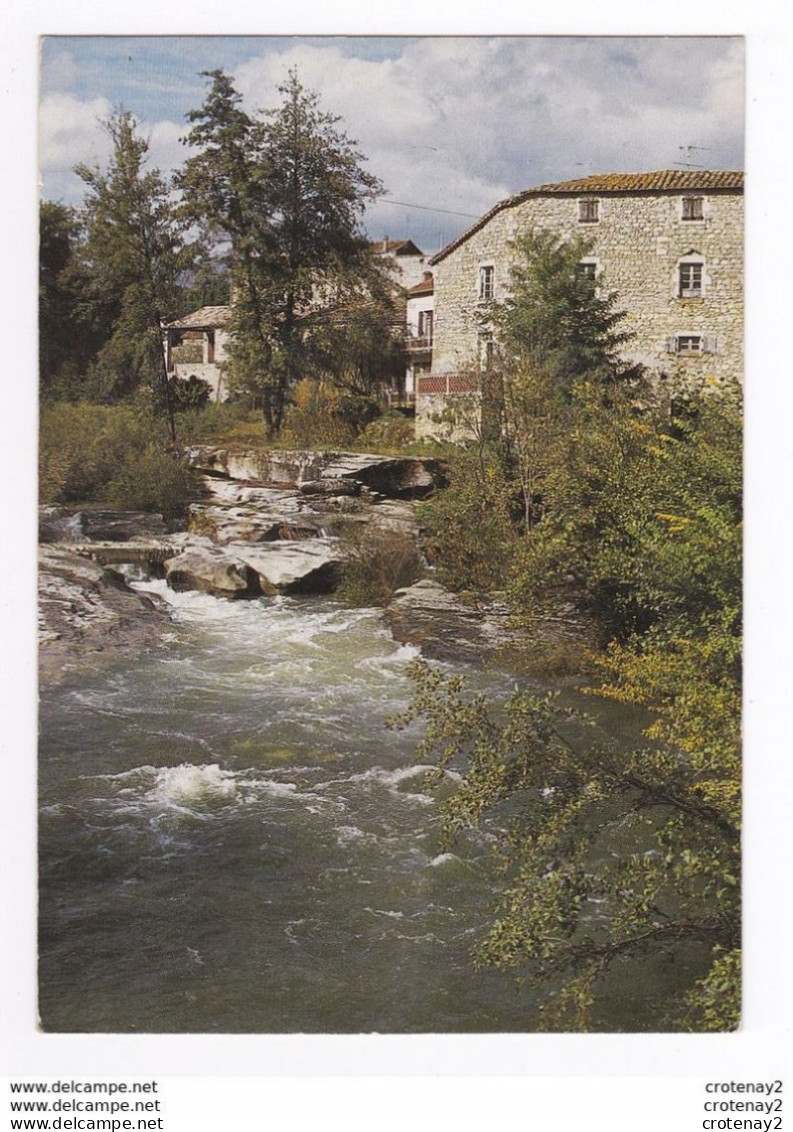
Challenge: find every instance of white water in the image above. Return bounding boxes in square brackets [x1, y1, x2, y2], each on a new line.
[39, 581, 678, 1033]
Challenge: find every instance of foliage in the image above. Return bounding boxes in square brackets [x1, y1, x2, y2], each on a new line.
[355, 413, 417, 452]
[175, 402, 264, 446]
[39, 202, 104, 398]
[402, 380, 742, 1029]
[75, 112, 193, 438]
[170, 374, 212, 413]
[492, 229, 644, 399]
[395, 642, 740, 1030]
[337, 523, 424, 608]
[179, 69, 391, 438]
[417, 444, 519, 594]
[40, 401, 190, 518]
[279, 379, 377, 448]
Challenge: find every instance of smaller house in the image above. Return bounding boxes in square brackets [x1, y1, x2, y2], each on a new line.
[163, 306, 232, 402]
[371, 238, 429, 292]
[404, 271, 434, 401]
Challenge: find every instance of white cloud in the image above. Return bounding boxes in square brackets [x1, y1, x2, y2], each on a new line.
[39, 93, 114, 200]
[38, 37, 744, 250]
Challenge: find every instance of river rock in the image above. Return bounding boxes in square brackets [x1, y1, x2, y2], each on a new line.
[39, 507, 167, 544]
[185, 446, 446, 499]
[39, 546, 172, 683]
[386, 579, 516, 663]
[226, 539, 343, 595]
[164, 546, 260, 598]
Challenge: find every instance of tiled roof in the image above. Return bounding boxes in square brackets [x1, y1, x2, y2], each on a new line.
[371, 238, 424, 257]
[408, 275, 434, 296]
[532, 170, 744, 193]
[164, 305, 232, 329]
[430, 170, 744, 264]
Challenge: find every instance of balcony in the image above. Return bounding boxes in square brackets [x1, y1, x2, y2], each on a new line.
[405, 333, 433, 355]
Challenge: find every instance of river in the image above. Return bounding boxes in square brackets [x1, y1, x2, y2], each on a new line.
[38, 580, 690, 1033]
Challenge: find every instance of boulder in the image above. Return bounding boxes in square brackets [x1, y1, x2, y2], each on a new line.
[184, 446, 447, 499]
[386, 579, 515, 663]
[226, 539, 343, 595]
[164, 546, 259, 598]
[39, 546, 172, 683]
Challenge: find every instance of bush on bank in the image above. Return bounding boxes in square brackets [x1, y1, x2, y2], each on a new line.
[40, 401, 190, 518]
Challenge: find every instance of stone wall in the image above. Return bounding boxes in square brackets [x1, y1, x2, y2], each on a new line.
[429, 189, 744, 390]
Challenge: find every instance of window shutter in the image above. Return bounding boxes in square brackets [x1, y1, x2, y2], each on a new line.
[666, 336, 678, 353]
[703, 336, 718, 354]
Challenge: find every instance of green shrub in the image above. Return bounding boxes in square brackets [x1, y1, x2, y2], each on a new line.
[355, 413, 416, 452]
[418, 445, 518, 594]
[40, 401, 190, 518]
[337, 522, 424, 607]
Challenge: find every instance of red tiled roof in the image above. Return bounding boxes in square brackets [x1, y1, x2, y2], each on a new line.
[532, 170, 744, 193]
[408, 275, 434, 296]
[430, 170, 744, 264]
[371, 238, 425, 257]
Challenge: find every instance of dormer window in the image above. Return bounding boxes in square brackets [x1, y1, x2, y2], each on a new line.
[578, 198, 599, 223]
[682, 196, 704, 221]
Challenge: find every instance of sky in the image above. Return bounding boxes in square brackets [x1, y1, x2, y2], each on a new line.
[39, 35, 744, 256]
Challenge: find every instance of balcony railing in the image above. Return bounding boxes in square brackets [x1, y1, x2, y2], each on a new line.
[416, 373, 480, 395]
[405, 334, 433, 353]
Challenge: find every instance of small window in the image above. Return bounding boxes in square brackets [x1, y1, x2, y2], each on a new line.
[578, 198, 599, 223]
[418, 310, 433, 344]
[478, 265, 494, 300]
[679, 261, 703, 297]
[682, 196, 704, 221]
[577, 261, 597, 282]
[667, 335, 717, 355]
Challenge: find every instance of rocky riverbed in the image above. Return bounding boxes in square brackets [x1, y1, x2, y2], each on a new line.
[39, 449, 481, 680]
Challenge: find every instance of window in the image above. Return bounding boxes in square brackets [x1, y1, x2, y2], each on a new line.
[678, 261, 704, 297]
[682, 196, 704, 221]
[478, 265, 495, 300]
[577, 261, 597, 282]
[578, 198, 599, 223]
[418, 310, 433, 344]
[667, 334, 717, 355]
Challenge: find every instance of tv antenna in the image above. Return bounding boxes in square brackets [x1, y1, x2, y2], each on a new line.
[674, 144, 711, 169]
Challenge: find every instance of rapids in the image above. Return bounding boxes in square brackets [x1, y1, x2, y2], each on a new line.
[39, 581, 691, 1032]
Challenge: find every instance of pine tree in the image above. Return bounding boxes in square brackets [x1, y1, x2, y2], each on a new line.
[179, 69, 388, 438]
[76, 111, 189, 440]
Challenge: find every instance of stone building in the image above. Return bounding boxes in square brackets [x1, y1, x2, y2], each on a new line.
[416, 170, 744, 437]
[163, 306, 232, 402]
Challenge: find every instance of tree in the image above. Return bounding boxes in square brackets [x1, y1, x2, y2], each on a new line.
[492, 230, 642, 396]
[39, 201, 104, 397]
[76, 111, 191, 440]
[486, 230, 646, 534]
[179, 69, 389, 438]
[398, 381, 742, 1030]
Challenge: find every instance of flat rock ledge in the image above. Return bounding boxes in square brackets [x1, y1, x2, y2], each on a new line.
[386, 579, 517, 664]
[39, 546, 172, 684]
[184, 446, 446, 499]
